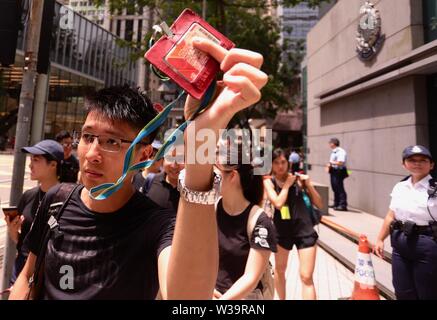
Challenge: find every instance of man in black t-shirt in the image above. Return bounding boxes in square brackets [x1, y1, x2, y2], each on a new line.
[55, 130, 79, 183]
[9, 40, 268, 300]
[133, 148, 184, 213]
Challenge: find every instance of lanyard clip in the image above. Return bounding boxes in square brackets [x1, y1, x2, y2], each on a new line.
[160, 21, 174, 38]
[152, 22, 174, 38]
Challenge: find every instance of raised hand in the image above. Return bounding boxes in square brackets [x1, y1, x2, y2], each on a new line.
[184, 38, 268, 127]
[283, 173, 297, 189]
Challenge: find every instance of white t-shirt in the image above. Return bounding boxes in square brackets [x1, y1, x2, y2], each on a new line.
[389, 175, 437, 226]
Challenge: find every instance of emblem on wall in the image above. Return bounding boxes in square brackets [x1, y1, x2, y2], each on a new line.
[356, 1, 385, 61]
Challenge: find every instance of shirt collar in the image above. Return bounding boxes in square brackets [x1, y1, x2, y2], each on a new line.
[407, 174, 432, 189]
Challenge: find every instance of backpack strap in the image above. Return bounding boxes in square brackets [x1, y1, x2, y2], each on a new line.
[214, 196, 222, 212]
[27, 183, 79, 299]
[246, 204, 264, 240]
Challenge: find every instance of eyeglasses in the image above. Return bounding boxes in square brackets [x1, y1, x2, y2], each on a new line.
[62, 142, 72, 148]
[77, 132, 148, 153]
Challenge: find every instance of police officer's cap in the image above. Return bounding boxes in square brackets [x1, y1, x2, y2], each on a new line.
[402, 145, 433, 161]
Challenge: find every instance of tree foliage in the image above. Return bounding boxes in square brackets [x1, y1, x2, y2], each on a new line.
[92, 0, 328, 119]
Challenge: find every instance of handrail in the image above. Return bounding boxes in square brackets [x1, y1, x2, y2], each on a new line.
[320, 216, 393, 264]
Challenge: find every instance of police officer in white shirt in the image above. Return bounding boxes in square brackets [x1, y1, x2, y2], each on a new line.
[326, 138, 348, 211]
[375, 145, 437, 300]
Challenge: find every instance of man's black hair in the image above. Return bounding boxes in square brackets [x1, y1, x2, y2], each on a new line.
[55, 130, 72, 143]
[84, 85, 159, 144]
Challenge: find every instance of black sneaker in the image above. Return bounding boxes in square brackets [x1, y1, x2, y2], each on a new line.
[335, 207, 348, 211]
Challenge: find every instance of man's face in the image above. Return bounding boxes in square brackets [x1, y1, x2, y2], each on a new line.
[163, 149, 185, 181]
[78, 111, 150, 190]
[329, 142, 336, 149]
[61, 137, 73, 159]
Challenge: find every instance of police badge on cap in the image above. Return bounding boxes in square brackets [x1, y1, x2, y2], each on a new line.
[402, 145, 433, 161]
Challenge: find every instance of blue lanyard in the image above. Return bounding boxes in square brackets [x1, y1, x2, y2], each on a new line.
[89, 82, 217, 200]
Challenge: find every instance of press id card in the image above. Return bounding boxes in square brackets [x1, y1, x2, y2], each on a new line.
[164, 23, 220, 83]
[144, 9, 235, 99]
[280, 205, 291, 220]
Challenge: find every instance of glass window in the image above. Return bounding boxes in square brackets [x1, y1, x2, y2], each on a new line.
[424, 0, 437, 43]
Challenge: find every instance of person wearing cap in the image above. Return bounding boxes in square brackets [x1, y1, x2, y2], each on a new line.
[375, 145, 437, 300]
[326, 137, 348, 211]
[55, 130, 79, 183]
[4, 139, 64, 286]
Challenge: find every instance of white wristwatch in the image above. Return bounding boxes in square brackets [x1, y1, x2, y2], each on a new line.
[177, 170, 221, 205]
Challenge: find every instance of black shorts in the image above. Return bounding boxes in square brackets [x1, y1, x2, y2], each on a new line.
[278, 233, 318, 251]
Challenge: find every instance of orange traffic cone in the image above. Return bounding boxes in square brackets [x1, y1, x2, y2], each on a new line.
[350, 235, 380, 300]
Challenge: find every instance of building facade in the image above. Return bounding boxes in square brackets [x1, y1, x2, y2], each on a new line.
[278, 1, 319, 43]
[68, 0, 107, 26]
[0, 1, 137, 139]
[305, 0, 437, 217]
[102, 1, 183, 128]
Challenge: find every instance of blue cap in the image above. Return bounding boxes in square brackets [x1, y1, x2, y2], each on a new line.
[22, 140, 64, 162]
[151, 140, 163, 150]
[402, 145, 433, 161]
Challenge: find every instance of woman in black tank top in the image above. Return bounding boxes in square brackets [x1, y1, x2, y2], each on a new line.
[213, 140, 277, 300]
[264, 149, 323, 300]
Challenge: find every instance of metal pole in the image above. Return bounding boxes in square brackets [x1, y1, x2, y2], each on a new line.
[31, 69, 50, 145]
[1, 0, 44, 295]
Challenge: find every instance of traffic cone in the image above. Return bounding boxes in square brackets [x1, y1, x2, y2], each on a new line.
[350, 235, 380, 300]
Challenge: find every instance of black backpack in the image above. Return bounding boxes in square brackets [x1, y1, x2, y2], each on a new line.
[26, 183, 79, 300]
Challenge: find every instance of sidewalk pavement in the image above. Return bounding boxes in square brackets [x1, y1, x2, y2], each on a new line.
[283, 246, 356, 300]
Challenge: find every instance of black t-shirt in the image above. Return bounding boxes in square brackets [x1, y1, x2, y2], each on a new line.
[133, 172, 180, 213]
[215, 199, 277, 294]
[25, 184, 175, 300]
[132, 171, 147, 193]
[17, 187, 45, 256]
[60, 155, 79, 183]
[271, 177, 316, 239]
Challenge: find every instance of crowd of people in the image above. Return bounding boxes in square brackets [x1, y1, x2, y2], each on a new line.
[2, 37, 436, 301]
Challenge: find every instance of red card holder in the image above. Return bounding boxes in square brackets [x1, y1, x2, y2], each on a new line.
[145, 9, 235, 100]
